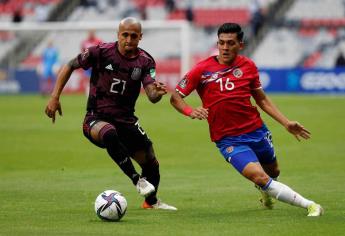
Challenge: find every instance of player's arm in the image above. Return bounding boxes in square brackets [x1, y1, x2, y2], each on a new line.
[144, 81, 167, 103]
[252, 88, 311, 141]
[170, 91, 208, 120]
[45, 57, 81, 123]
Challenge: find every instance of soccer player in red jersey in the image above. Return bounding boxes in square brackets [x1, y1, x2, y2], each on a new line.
[45, 17, 176, 210]
[81, 29, 103, 52]
[170, 23, 323, 216]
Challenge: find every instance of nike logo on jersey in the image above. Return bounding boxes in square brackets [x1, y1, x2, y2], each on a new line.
[105, 64, 113, 70]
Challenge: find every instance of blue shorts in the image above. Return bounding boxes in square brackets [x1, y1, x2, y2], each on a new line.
[216, 125, 276, 173]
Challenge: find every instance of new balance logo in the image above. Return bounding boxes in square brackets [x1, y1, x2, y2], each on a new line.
[105, 64, 113, 70]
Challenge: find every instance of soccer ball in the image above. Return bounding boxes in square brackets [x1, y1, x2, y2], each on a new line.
[94, 190, 127, 221]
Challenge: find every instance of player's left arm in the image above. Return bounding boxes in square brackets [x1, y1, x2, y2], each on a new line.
[144, 81, 167, 103]
[252, 88, 311, 141]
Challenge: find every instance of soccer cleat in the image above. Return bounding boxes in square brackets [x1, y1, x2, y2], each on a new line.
[255, 184, 274, 209]
[307, 203, 324, 217]
[142, 200, 177, 211]
[136, 178, 155, 197]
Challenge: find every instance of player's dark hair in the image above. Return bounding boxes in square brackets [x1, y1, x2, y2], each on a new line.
[217, 23, 244, 42]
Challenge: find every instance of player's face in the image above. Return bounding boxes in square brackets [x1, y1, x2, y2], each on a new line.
[217, 33, 243, 65]
[117, 23, 142, 57]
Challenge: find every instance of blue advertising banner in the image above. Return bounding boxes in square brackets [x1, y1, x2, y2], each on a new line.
[260, 68, 345, 93]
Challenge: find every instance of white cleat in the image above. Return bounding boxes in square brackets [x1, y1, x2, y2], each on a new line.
[142, 200, 177, 211]
[307, 203, 324, 217]
[136, 178, 155, 197]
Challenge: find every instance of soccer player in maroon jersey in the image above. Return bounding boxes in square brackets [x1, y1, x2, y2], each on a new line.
[170, 23, 323, 216]
[45, 17, 176, 210]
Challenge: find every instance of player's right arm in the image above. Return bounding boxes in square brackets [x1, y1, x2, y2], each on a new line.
[45, 57, 81, 123]
[170, 91, 208, 120]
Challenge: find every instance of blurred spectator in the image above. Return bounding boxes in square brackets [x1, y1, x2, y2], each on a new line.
[137, 0, 147, 20]
[81, 30, 103, 52]
[165, 0, 175, 13]
[12, 8, 23, 23]
[185, 2, 194, 23]
[39, 40, 59, 96]
[335, 52, 345, 67]
[35, 1, 49, 22]
[249, 0, 265, 37]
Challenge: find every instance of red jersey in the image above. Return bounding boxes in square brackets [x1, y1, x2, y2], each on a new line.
[176, 55, 263, 142]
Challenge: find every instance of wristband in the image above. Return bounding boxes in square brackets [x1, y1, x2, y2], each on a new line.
[182, 106, 193, 116]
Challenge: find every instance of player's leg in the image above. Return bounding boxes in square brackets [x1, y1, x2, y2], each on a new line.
[239, 154, 322, 216]
[119, 121, 176, 210]
[250, 131, 280, 208]
[218, 145, 323, 216]
[82, 116, 141, 186]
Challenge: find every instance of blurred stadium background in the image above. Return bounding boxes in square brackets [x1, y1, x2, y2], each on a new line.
[1, 0, 345, 94]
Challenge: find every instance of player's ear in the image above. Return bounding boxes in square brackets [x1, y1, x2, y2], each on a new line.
[239, 41, 244, 50]
[139, 33, 143, 40]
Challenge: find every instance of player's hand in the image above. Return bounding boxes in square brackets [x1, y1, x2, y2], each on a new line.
[285, 121, 311, 141]
[154, 81, 167, 96]
[190, 107, 208, 120]
[45, 96, 63, 123]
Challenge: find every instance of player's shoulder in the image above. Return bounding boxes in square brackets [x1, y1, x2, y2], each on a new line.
[237, 55, 257, 68]
[138, 47, 156, 64]
[197, 56, 216, 66]
[191, 56, 216, 72]
[98, 42, 116, 51]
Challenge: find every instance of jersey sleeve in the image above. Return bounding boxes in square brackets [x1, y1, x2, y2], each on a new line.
[142, 58, 156, 88]
[77, 45, 99, 70]
[249, 61, 261, 90]
[175, 66, 201, 97]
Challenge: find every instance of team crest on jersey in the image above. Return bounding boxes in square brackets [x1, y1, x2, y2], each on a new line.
[233, 68, 243, 78]
[131, 67, 142, 81]
[226, 146, 234, 153]
[178, 77, 188, 88]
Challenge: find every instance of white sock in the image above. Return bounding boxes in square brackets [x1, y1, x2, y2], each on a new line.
[264, 180, 314, 209]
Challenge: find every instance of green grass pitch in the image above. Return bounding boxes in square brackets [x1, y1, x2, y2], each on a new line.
[1, 94, 345, 235]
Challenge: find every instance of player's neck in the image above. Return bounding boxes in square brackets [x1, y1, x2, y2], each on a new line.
[117, 47, 139, 58]
[216, 55, 237, 66]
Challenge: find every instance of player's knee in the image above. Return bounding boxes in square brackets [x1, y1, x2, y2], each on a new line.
[101, 127, 120, 149]
[250, 172, 270, 187]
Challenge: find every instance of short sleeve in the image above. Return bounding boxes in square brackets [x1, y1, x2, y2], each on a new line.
[142, 58, 156, 87]
[77, 45, 99, 70]
[249, 62, 261, 90]
[175, 66, 201, 97]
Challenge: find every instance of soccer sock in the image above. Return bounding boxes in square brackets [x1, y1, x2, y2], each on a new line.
[262, 179, 314, 209]
[141, 158, 160, 205]
[102, 128, 140, 185]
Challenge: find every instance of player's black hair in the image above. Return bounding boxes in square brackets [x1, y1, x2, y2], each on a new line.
[217, 23, 244, 42]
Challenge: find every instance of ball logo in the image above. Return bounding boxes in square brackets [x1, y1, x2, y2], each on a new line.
[233, 68, 243, 78]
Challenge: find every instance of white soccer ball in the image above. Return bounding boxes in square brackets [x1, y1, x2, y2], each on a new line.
[94, 190, 127, 221]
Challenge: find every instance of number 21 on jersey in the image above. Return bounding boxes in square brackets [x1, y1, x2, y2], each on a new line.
[110, 78, 126, 94]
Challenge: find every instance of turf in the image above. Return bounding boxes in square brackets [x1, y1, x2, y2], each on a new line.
[0, 94, 345, 236]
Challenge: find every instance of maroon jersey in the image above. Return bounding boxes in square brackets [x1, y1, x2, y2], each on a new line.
[78, 42, 156, 123]
[176, 55, 263, 141]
